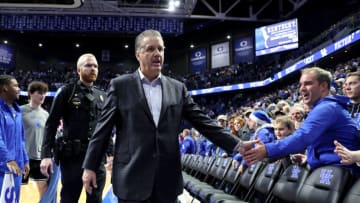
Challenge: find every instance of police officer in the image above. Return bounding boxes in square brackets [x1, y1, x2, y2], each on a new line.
[40, 53, 111, 203]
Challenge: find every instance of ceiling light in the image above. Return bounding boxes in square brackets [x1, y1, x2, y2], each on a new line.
[3, 40, 8, 44]
[174, 0, 180, 7]
[168, 0, 180, 12]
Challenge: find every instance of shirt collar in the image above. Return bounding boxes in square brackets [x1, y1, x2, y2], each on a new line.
[0, 97, 20, 112]
[78, 80, 93, 92]
[138, 68, 162, 83]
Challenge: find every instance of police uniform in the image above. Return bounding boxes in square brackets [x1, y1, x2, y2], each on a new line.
[42, 80, 111, 203]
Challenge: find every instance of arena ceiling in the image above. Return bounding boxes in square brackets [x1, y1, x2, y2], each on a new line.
[0, 0, 359, 62]
[0, 0, 308, 22]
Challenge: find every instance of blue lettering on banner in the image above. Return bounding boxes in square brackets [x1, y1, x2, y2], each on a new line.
[304, 55, 314, 64]
[334, 34, 353, 50]
[237, 84, 244, 89]
[320, 48, 328, 57]
[319, 169, 333, 185]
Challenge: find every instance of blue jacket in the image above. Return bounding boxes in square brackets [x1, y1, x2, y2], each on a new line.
[0, 97, 29, 173]
[205, 140, 228, 157]
[196, 138, 207, 157]
[266, 95, 360, 177]
[180, 136, 196, 154]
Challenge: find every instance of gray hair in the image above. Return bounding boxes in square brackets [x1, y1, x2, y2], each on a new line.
[135, 29, 163, 52]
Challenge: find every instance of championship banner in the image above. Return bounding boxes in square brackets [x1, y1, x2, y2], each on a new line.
[189, 48, 206, 73]
[233, 37, 254, 64]
[0, 45, 14, 70]
[211, 41, 230, 69]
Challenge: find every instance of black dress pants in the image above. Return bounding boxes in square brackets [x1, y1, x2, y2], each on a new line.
[60, 155, 106, 203]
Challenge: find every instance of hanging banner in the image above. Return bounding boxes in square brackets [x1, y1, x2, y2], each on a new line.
[0, 44, 14, 70]
[189, 48, 207, 73]
[211, 41, 230, 69]
[233, 36, 254, 64]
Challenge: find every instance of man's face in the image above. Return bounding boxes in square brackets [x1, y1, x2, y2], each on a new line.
[77, 55, 98, 83]
[345, 75, 360, 103]
[136, 36, 164, 80]
[6, 79, 20, 101]
[30, 91, 46, 105]
[217, 119, 227, 127]
[299, 72, 325, 107]
[290, 109, 303, 122]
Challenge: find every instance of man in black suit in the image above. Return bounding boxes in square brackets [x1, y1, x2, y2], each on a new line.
[82, 29, 242, 203]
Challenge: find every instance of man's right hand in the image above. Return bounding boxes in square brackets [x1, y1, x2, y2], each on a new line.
[82, 169, 97, 194]
[7, 161, 22, 176]
[40, 158, 53, 177]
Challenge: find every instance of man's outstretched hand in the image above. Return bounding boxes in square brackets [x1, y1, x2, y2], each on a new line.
[242, 140, 267, 166]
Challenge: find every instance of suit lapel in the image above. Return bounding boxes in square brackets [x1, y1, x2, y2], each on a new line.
[132, 71, 154, 124]
[159, 75, 169, 124]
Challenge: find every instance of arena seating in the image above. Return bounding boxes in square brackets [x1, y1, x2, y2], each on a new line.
[180, 155, 360, 203]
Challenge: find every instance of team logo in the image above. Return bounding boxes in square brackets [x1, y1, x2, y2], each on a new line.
[240, 41, 248, 47]
[195, 51, 202, 57]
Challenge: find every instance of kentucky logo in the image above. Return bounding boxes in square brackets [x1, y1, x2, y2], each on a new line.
[319, 169, 333, 185]
[4, 186, 16, 203]
[290, 165, 300, 179]
[267, 163, 275, 175]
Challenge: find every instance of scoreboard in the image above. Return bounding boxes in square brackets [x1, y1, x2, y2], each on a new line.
[0, 14, 184, 34]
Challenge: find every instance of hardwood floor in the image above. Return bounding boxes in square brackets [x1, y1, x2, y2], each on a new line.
[19, 171, 112, 203]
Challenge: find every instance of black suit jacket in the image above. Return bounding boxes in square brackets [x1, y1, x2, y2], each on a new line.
[83, 71, 239, 201]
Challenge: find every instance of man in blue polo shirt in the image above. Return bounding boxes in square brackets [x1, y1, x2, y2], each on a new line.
[242, 67, 360, 178]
